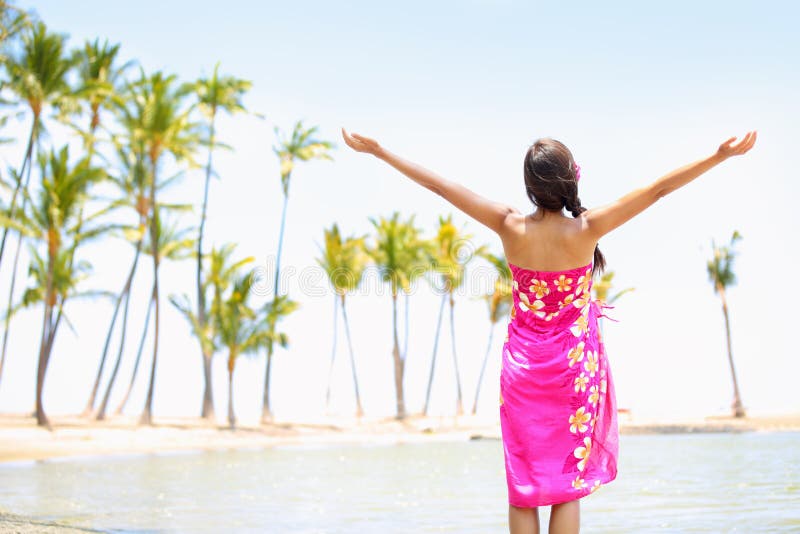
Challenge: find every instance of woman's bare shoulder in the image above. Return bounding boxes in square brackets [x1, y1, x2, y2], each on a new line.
[501, 213, 594, 268]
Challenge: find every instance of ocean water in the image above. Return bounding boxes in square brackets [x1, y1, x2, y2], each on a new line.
[0, 432, 798, 533]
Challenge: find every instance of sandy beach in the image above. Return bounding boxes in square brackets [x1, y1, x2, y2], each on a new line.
[2, 412, 799, 465]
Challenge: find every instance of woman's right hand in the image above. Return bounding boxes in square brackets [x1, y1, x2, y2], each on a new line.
[581, 129, 758, 242]
[716, 131, 757, 160]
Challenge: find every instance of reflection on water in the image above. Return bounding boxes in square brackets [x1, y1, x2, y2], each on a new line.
[1, 432, 799, 532]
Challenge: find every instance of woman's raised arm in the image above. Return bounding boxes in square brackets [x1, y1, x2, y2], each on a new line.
[342, 128, 519, 235]
[582, 131, 757, 240]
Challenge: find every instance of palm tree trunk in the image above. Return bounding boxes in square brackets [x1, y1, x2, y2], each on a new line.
[472, 323, 495, 415]
[423, 293, 447, 415]
[273, 186, 290, 298]
[140, 159, 160, 426]
[391, 292, 406, 419]
[40, 302, 64, 421]
[402, 292, 409, 360]
[35, 246, 56, 429]
[114, 286, 154, 416]
[325, 295, 339, 412]
[96, 237, 145, 419]
[449, 295, 464, 416]
[45, 303, 64, 363]
[341, 295, 363, 418]
[35, 307, 52, 429]
[200, 349, 214, 419]
[261, 338, 274, 423]
[261, 179, 291, 425]
[719, 287, 745, 417]
[227, 353, 236, 430]
[95, 279, 136, 420]
[139, 281, 159, 425]
[84, 241, 142, 417]
[0, 227, 25, 388]
[0, 151, 35, 388]
[197, 118, 216, 420]
[0, 119, 36, 268]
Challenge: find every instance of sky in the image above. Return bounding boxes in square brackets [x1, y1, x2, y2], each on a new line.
[0, 0, 798, 424]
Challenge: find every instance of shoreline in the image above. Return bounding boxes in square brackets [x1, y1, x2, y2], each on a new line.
[2, 413, 799, 465]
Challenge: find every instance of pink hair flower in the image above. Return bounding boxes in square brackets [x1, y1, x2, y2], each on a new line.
[574, 163, 581, 182]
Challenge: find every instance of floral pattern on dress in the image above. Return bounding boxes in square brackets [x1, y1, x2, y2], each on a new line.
[501, 262, 618, 506]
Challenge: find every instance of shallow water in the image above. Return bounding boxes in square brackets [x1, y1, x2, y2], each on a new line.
[1, 432, 798, 533]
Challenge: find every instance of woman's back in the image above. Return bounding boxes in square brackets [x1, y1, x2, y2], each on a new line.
[501, 210, 596, 272]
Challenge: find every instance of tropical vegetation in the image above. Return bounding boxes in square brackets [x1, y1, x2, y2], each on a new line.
[0, 1, 652, 429]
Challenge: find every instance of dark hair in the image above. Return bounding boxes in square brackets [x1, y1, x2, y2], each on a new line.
[523, 138, 606, 274]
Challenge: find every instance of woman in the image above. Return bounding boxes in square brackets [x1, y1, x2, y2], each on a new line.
[342, 128, 756, 533]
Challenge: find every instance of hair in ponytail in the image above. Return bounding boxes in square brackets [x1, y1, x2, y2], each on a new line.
[523, 138, 606, 274]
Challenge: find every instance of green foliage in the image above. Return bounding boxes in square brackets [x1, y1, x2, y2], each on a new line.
[0, 1, 32, 51]
[171, 243, 254, 358]
[215, 270, 265, 359]
[592, 271, 635, 305]
[140, 208, 196, 262]
[0, 146, 106, 318]
[4, 21, 75, 121]
[0, 146, 105, 244]
[477, 251, 513, 324]
[273, 121, 334, 194]
[367, 212, 434, 296]
[316, 223, 368, 296]
[263, 294, 299, 350]
[64, 38, 133, 144]
[114, 69, 200, 166]
[185, 62, 251, 123]
[21, 244, 92, 306]
[707, 231, 742, 293]
[430, 214, 485, 294]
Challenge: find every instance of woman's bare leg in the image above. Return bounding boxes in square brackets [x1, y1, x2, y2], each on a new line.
[509, 504, 539, 534]
[549, 500, 580, 534]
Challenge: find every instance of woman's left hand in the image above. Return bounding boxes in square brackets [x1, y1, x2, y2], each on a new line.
[341, 128, 382, 156]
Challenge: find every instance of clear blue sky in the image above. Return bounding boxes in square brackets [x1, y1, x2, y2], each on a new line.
[1, 1, 797, 422]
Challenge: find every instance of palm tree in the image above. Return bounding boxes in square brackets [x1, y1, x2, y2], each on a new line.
[0, 22, 75, 382]
[0, 21, 74, 267]
[316, 223, 368, 417]
[261, 121, 332, 423]
[472, 252, 512, 415]
[707, 231, 745, 418]
[67, 38, 132, 151]
[68, 40, 136, 418]
[214, 269, 276, 429]
[0, 146, 104, 427]
[115, 70, 198, 425]
[367, 212, 430, 419]
[184, 63, 251, 420]
[423, 215, 481, 416]
[170, 243, 255, 422]
[205, 244, 257, 323]
[270, 121, 333, 297]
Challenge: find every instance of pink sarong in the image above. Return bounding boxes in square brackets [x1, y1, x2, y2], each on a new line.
[500, 262, 618, 507]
